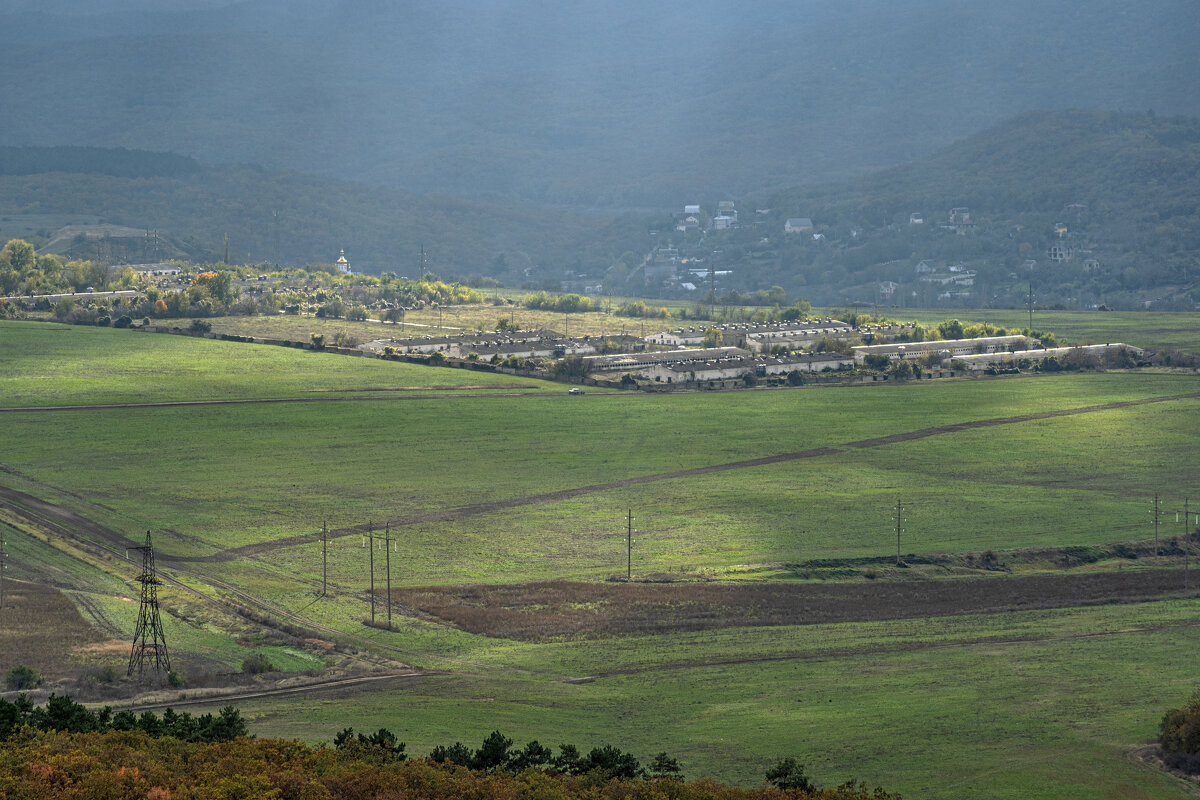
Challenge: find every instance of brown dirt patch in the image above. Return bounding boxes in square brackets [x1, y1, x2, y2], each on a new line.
[0, 579, 110, 683]
[393, 569, 1195, 641]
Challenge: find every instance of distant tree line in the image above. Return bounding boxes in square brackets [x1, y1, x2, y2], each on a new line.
[0, 695, 901, 798]
[0, 694, 247, 743]
[0, 146, 200, 178]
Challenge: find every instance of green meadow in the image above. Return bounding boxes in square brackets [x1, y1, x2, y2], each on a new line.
[888, 308, 1200, 354]
[234, 597, 1200, 800]
[0, 320, 545, 407]
[3, 320, 1200, 799]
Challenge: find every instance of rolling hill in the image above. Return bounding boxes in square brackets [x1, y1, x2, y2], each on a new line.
[1, 0, 1197, 208]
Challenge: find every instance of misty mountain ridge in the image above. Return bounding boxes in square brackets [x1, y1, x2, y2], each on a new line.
[2, 108, 1196, 310]
[2, 0, 1197, 208]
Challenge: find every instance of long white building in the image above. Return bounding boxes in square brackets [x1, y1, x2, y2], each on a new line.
[947, 344, 1143, 371]
[853, 335, 1030, 364]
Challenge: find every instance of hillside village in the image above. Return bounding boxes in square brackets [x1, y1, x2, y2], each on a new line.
[598, 198, 1122, 313]
[0, 237, 1154, 390]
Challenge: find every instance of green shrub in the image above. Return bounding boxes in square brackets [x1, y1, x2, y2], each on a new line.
[6, 665, 40, 690]
[241, 653, 275, 675]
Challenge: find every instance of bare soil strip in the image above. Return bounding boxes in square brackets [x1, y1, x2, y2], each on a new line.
[392, 570, 1197, 642]
[170, 391, 1200, 563]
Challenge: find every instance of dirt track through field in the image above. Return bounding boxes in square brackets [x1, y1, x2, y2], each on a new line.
[163, 391, 1199, 563]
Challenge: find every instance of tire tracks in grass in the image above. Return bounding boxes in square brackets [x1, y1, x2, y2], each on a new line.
[582, 617, 1200, 681]
[114, 671, 431, 713]
[0, 485, 574, 680]
[176, 391, 1200, 563]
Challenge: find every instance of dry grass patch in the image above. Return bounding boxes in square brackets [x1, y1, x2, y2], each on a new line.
[0, 580, 110, 683]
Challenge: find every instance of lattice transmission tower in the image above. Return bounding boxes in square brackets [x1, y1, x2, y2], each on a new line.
[128, 530, 171, 677]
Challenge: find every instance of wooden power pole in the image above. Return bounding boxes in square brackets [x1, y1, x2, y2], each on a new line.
[385, 524, 392, 629]
[627, 509, 633, 580]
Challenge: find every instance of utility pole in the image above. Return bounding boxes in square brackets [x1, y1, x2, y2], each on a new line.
[1186, 498, 1191, 593]
[368, 522, 376, 624]
[627, 509, 633, 580]
[385, 524, 392, 629]
[893, 498, 905, 566]
[1027, 282, 1034, 332]
[322, 520, 328, 597]
[0, 526, 6, 609]
[1153, 494, 1161, 557]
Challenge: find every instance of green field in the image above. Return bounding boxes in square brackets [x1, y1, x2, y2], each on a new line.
[235, 598, 1200, 799]
[0, 320, 545, 407]
[886, 308, 1200, 354]
[3, 319, 1200, 799]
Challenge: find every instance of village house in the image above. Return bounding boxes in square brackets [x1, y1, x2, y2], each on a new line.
[784, 218, 814, 234]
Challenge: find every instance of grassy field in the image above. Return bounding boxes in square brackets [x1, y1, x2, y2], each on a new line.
[884, 308, 1200, 354]
[3, 320, 1200, 798]
[0, 320, 546, 407]
[232, 597, 1200, 799]
[2, 354, 1195, 566]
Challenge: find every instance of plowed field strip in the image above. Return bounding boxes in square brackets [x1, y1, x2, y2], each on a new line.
[395, 569, 1197, 641]
[175, 391, 1200, 563]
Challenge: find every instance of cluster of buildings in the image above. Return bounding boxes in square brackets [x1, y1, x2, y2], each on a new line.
[362, 330, 641, 361]
[361, 316, 1142, 387]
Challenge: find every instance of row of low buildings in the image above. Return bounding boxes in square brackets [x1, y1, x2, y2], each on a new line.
[361, 330, 642, 360]
[582, 347, 854, 383]
[851, 335, 1032, 364]
[359, 323, 1143, 386]
[950, 343, 1143, 371]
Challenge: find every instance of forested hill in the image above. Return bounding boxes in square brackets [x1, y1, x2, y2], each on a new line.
[0, 146, 200, 178]
[2, 0, 1197, 207]
[674, 111, 1199, 310]
[0, 159, 638, 276]
[767, 110, 1200, 227]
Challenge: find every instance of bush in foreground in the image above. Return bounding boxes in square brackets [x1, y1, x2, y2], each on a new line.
[1160, 691, 1200, 772]
[0, 729, 900, 800]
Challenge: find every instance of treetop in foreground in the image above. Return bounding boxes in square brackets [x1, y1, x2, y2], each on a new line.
[0, 728, 900, 800]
